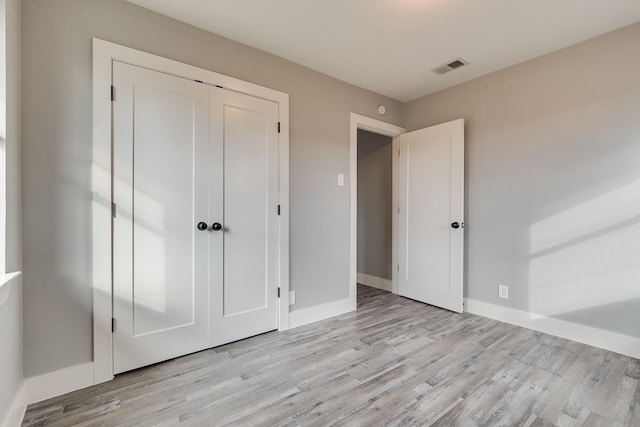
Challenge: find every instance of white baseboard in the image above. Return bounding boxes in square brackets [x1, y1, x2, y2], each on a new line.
[26, 362, 95, 405]
[357, 273, 392, 292]
[289, 297, 352, 329]
[1, 380, 26, 427]
[465, 298, 640, 359]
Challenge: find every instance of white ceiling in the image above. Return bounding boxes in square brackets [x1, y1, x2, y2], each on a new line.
[126, 0, 640, 102]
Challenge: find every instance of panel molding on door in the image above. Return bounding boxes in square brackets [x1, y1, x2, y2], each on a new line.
[396, 119, 464, 313]
[112, 61, 209, 374]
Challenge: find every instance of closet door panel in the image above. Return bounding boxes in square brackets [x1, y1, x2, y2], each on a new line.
[112, 61, 209, 373]
[209, 87, 280, 346]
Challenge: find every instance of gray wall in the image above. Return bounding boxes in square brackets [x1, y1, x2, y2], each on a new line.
[21, 0, 403, 376]
[357, 129, 392, 280]
[405, 23, 640, 338]
[0, 0, 22, 421]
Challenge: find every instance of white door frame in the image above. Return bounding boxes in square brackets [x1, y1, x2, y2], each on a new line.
[349, 113, 405, 310]
[92, 38, 290, 384]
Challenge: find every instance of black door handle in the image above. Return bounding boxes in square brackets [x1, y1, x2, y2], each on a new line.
[212, 222, 222, 231]
[451, 222, 461, 229]
[197, 222, 208, 231]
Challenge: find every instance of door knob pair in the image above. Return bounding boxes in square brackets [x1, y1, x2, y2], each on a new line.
[197, 222, 222, 231]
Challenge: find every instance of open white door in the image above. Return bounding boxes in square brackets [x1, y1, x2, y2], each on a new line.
[396, 119, 464, 313]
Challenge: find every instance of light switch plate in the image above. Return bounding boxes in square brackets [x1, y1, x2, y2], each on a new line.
[338, 173, 345, 186]
[498, 285, 509, 299]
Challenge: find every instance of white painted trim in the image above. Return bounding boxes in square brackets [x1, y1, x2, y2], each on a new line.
[289, 298, 352, 329]
[465, 298, 640, 359]
[0, 272, 21, 306]
[1, 380, 26, 427]
[92, 38, 114, 385]
[278, 96, 291, 331]
[391, 137, 400, 295]
[357, 273, 392, 292]
[26, 363, 95, 405]
[349, 113, 405, 311]
[92, 38, 290, 383]
[0, 271, 21, 288]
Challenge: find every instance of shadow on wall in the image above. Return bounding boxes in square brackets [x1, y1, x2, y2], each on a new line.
[528, 179, 640, 337]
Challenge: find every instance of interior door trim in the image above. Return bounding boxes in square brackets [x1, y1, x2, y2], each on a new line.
[92, 38, 290, 384]
[349, 113, 405, 311]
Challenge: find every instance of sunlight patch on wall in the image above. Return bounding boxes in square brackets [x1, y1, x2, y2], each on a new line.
[530, 180, 640, 254]
[529, 180, 640, 317]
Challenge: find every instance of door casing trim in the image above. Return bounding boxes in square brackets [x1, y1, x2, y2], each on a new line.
[92, 38, 290, 384]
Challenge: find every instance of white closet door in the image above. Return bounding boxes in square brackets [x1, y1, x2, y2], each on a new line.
[208, 87, 280, 347]
[112, 61, 209, 373]
[396, 119, 465, 313]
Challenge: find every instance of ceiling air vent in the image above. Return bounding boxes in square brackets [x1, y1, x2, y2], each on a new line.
[431, 58, 469, 75]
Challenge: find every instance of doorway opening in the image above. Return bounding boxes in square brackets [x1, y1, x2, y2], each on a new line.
[349, 113, 405, 310]
[350, 114, 465, 314]
[356, 129, 393, 297]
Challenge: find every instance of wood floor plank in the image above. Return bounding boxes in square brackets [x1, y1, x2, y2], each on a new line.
[22, 285, 639, 426]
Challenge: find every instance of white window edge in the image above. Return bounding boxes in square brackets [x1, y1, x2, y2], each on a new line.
[0, 270, 21, 305]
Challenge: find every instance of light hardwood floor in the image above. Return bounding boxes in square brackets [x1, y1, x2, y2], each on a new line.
[23, 285, 640, 426]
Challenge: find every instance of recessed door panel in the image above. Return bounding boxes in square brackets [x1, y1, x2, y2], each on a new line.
[133, 85, 197, 335]
[405, 135, 452, 289]
[223, 106, 269, 316]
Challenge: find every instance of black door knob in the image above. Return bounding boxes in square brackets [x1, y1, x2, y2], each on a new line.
[451, 222, 460, 229]
[212, 222, 222, 231]
[197, 222, 208, 231]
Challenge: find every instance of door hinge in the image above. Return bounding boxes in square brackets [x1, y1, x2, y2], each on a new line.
[111, 85, 115, 101]
[111, 318, 116, 333]
[397, 264, 400, 272]
[277, 287, 281, 298]
[397, 206, 400, 214]
[195, 79, 203, 84]
[112, 202, 117, 218]
[278, 122, 281, 133]
[277, 205, 281, 215]
[215, 85, 223, 89]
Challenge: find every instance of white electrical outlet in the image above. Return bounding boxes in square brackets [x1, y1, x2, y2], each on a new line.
[498, 285, 509, 299]
[289, 290, 296, 305]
